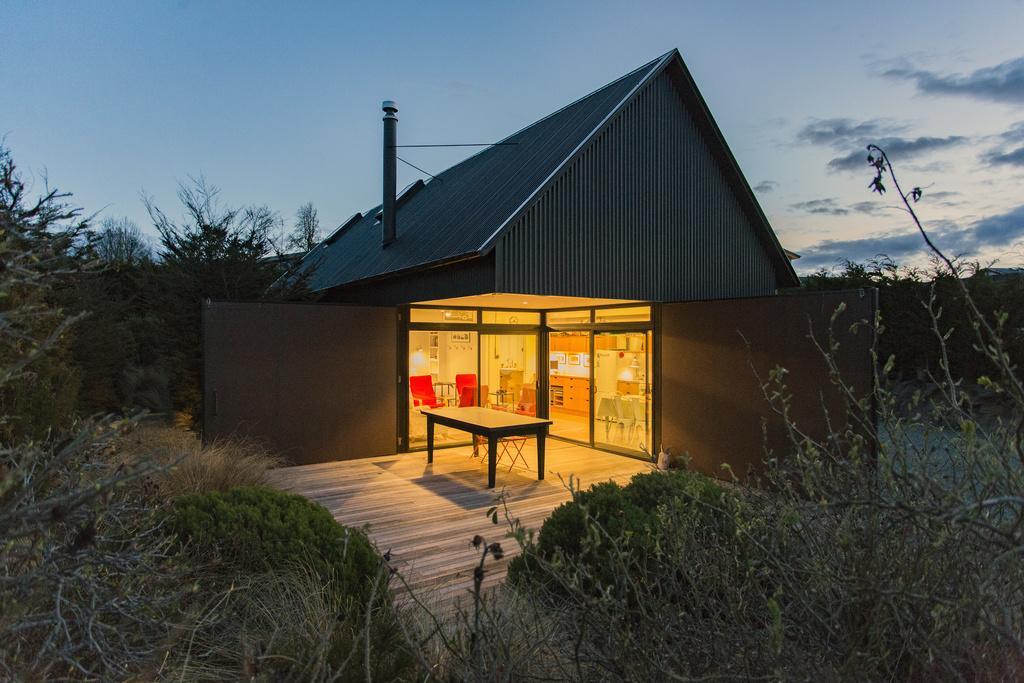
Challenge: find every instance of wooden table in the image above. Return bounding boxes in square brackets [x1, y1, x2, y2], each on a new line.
[420, 407, 553, 488]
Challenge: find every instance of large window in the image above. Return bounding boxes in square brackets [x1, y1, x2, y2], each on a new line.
[407, 330, 477, 447]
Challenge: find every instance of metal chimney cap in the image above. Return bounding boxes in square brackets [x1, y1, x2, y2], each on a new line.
[382, 100, 398, 113]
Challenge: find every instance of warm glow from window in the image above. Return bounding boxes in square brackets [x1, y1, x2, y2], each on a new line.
[409, 308, 477, 324]
[595, 306, 651, 323]
[547, 309, 590, 325]
[481, 310, 541, 325]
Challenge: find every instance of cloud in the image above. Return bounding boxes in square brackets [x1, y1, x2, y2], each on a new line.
[849, 201, 887, 216]
[997, 121, 1024, 144]
[790, 198, 848, 216]
[981, 122, 1024, 167]
[826, 135, 967, 172]
[790, 198, 891, 216]
[884, 56, 1024, 104]
[753, 180, 778, 193]
[796, 118, 966, 174]
[796, 204, 1024, 269]
[984, 146, 1024, 167]
[923, 190, 964, 207]
[796, 118, 907, 148]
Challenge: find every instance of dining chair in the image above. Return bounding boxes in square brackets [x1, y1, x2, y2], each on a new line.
[595, 396, 618, 440]
[614, 395, 636, 444]
[514, 385, 537, 416]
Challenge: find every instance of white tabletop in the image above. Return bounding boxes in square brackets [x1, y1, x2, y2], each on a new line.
[420, 406, 552, 429]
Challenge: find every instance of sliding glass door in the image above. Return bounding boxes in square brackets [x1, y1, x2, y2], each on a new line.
[592, 331, 651, 454]
[407, 329, 478, 448]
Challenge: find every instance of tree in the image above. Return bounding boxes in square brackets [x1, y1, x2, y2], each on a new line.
[288, 201, 321, 253]
[0, 144, 85, 440]
[94, 216, 150, 265]
[144, 176, 283, 423]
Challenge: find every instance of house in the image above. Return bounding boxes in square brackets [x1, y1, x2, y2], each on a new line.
[203, 49, 874, 478]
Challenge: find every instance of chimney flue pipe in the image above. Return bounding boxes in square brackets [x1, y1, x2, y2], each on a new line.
[382, 100, 398, 246]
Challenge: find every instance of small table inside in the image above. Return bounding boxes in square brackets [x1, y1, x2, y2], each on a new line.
[420, 407, 553, 488]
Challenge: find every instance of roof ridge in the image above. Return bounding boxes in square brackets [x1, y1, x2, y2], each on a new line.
[427, 53, 669, 182]
[476, 50, 675, 251]
[315, 52, 673, 246]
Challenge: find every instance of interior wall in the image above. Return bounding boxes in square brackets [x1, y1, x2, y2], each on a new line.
[659, 290, 877, 480]
[203, 301, 397, 465]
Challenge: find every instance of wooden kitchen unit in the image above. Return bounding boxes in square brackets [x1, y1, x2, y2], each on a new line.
[549, 374, 591, 416]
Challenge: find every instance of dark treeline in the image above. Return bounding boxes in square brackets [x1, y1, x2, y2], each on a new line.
[802, 257, 1024, 384]
[0, 145, 315, 441]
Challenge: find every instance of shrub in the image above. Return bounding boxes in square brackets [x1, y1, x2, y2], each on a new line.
[509, 470, 724, 591]
[166, 486, 380, 605]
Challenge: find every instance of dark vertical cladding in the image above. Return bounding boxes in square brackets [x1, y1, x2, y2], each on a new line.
[321, 253, 497, 305]
[658, 289, 877, 481]
[382, 100, 398, 246]
[495, 64, 781, 302]
[203, 301, 397, 465]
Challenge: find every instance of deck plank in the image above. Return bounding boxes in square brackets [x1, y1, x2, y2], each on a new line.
[268, 440, 648, 605]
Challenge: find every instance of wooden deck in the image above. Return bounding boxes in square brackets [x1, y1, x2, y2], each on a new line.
[269, 439, 649, 604]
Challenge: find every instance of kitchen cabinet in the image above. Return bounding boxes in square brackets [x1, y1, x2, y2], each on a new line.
[549, 374, 590, 415]
[550, 335, 589, 353]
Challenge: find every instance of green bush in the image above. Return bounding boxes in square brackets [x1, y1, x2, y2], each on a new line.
[509, 470, 723, 590]
[167, 486, 381, 605]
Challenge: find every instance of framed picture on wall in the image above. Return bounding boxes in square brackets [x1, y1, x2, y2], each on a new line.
[451, 332, 472, 343]
[551, 352, 566, 364]
[567, 353, 581, 365]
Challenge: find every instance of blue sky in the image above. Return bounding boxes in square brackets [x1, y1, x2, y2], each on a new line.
[4, 0, 1024, 271]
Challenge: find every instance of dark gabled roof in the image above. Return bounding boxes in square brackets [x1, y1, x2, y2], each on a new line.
[294, 54, 665, 292]
[296, 50, 798, 292]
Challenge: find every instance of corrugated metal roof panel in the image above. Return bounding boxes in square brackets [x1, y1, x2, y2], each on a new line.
[294, 55, 664, 292]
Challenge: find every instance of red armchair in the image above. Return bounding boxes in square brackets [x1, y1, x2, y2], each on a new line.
[410, 375, 444, 408]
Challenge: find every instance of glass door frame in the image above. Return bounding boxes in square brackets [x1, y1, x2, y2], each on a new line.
[543, 304, 657, 460]
[591, 329, 653, 456]
[399, 304, 542, 453]
[398, 302, 658, 459]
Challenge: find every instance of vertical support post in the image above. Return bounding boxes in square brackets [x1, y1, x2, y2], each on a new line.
[426, 416, 434, 464]
[487, 434, 497, 489]
[537, 427, 546, 481]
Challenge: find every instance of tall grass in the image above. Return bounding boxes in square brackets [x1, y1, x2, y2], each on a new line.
[115, 424, 280, 497]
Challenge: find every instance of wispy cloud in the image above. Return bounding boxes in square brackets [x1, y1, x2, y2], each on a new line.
[884, 56, 1024, 104]
[797, 204, 1024, 269]
[753, 180, 778, 193]
[796, 118, 907, 148]
[790, 197, 891, 216]
[790, 197, 848, 215]
[981, 121, 1024, 167]
[795, 118, 966, 174]
[826, 135, 967, 172]
[984, 147, 1024, 167]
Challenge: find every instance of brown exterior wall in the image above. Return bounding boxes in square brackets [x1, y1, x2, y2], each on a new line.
[203, 301, 397, 465]
[658, 290, 876, 480]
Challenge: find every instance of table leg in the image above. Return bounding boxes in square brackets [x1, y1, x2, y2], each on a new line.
[487, 434, 497, 489]
[426, 417, 434, 464]
[537, 428, 546, 481]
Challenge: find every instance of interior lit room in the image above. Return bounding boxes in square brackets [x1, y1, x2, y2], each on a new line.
[405, 295, 652, 457]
